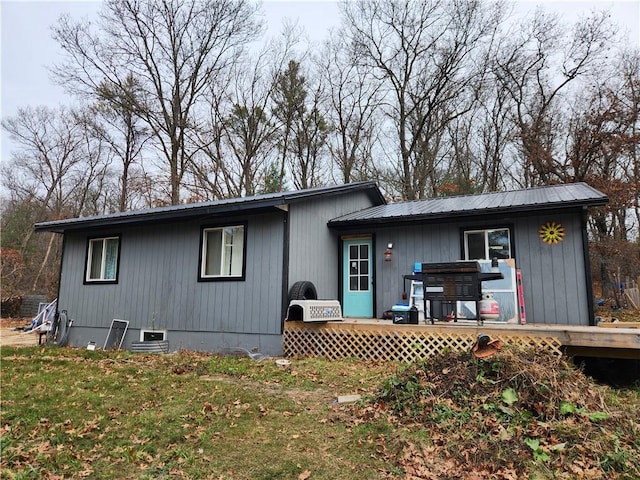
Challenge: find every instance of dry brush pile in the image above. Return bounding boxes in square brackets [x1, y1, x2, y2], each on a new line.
[356, 349, 640, 479]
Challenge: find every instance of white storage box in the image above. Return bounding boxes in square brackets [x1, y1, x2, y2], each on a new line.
[286, 300, 343, 322]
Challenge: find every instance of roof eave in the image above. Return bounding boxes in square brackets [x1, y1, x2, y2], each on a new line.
[35, 181, 386, 234]
[34, 199, 289, 233]
[328, 198, 608, 229]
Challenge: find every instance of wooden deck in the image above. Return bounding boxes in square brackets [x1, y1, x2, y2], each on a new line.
[283, 319, 640, 361]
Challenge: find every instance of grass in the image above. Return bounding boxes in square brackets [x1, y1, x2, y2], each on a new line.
[1, 347, 394, 480]
[1, 346, 639, 479]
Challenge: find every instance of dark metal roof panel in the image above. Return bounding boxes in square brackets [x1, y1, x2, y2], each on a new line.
[329, 183, 607, 226]
[36, 181, 385, 233]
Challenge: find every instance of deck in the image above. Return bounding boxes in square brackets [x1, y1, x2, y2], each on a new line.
[283, 319, 640, 361]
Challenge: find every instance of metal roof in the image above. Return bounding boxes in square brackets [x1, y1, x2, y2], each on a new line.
[35, 181, 385, 233]
[329, 182, 608, 227]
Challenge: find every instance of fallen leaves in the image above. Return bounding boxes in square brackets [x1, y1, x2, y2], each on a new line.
[355, 349, 640, 479]
[2, 346, 638, 479]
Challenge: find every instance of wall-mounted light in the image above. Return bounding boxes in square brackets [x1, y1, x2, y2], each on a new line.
[383, 242, 393, 262]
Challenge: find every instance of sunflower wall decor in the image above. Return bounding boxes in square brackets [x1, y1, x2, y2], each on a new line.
[539, 221, 565, 245]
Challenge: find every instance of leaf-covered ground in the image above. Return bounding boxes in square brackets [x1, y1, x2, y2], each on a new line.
[1, 345, 638, 479]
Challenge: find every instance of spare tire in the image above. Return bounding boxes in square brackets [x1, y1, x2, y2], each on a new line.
[289, 281, 318, 301]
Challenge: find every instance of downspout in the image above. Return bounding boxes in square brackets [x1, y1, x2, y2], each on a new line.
[280, 208, 290, 334]
[57, 234, 66, 306]
[581, 207, 597, 326]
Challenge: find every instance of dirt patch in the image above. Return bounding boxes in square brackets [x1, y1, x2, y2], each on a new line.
[0, 318, 40, 348]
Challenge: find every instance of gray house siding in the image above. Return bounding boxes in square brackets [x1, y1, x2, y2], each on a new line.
[288, 191, 378, 300]
[58, 211, 286, 353]
[513, 211, 588, 326]
[337, 209, 590, 325]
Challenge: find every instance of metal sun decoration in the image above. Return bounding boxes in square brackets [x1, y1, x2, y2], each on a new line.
[539, 221, 565, 245]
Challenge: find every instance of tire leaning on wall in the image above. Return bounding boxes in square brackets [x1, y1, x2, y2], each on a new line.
[288, 281, 318, 302]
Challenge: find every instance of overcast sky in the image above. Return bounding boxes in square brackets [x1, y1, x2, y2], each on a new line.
[1, 0, 639, 164]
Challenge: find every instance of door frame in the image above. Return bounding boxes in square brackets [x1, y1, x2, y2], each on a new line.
[339, 234, 376, 318]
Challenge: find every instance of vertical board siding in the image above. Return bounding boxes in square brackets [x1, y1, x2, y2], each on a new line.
[340, 210, 589, 325]
[58, 211, 285, 348]
[514, 212, 587, 325]
[288, 191, 377, 299]
[370, 224, 461, 317]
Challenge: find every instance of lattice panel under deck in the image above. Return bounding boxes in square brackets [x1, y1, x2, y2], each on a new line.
[283, 324, 563, 362]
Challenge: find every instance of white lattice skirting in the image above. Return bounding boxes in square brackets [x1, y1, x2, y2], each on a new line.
[283, 322, 563, 362]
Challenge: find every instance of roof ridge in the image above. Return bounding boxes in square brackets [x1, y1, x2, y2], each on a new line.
[388, 182, 592, 205]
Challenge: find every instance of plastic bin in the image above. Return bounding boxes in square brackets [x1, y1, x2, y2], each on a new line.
[392, 304, 418, 324]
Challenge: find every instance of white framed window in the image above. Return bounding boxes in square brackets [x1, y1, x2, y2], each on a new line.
[86, 236, 120, 283]
[200, 225, 246, 280]
[464, 228, 511, 260]
[140, 329, 167, 342]
[348, 243, 370, 292]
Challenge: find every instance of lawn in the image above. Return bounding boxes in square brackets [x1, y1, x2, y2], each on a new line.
[1, 347, 394, 479]
[1, 346, 639, 479]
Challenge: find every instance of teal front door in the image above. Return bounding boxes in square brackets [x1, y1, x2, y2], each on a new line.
[342, 238, 373, 317]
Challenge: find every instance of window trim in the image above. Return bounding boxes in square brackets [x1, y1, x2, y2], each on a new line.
[140, 329, 167, 342]
[461, 225, 514, 260]
[347, 242, 371, 293]
[198, 223, 247, 282]
[84, 234, 121, 284]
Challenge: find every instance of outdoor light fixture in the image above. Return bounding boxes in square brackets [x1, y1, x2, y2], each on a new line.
[383, 243, 393, 262]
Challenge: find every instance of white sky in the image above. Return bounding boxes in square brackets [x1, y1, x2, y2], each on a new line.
[1, 0, 639, 163]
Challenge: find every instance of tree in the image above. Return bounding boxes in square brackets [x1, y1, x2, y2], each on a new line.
[52, 0, 263, 204]
[1, 106, 103, 224]
[1, 105, 111, 294]
[492, 8, 615, 187]
[189, 29, 300, 198]
[272, 59, 329, 190]
[341, 0, 501, 199]
[291, 97, 329, 189]
[90, 74, 151, 211]
[317, 31, 382, 184]
[565, 48, 640, 297]
[272, 59, 308, 190]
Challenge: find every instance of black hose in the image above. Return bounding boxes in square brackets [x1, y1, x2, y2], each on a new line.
[56, 310, 72, 346]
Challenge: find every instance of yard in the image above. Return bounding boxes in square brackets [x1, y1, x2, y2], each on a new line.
[1, 340, 639, 479]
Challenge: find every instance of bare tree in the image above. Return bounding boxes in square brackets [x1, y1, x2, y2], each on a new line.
[341, 0, 501, 199]
[613, 50, 640, 239]
[2, 105, 111, 293]
[2, 107, 105, 219]
[493, 8, 615, 187]
[291, 93, 329, 189]
[317, 31, 382, 184]
[468, 65, 518, 192]
[52, 0, 263, 204]
[189, 29, 300, 198]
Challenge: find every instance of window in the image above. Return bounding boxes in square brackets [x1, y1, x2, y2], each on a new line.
[348, 243, 370, 291]
[140, 329, 167, 342]
[86, 236, 120, 283]
[464, 228, 511, 260]
[200, 225, 246, 280]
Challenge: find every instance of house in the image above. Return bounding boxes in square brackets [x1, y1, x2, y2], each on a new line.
[328, 182, 608, 327]
[35, 181, 608, 355]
